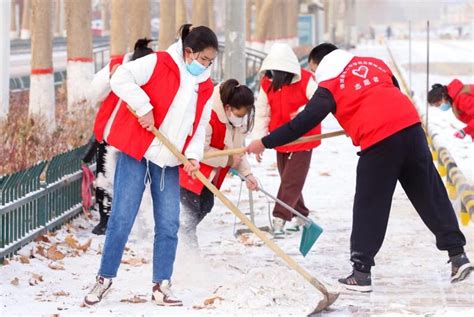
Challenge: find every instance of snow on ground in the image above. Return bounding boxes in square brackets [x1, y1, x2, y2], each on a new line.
[386, 39, 474, 183]
[1, 44, 474, 317]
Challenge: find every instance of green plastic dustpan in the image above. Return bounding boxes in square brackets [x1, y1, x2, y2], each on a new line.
[299, 220, 323, 257]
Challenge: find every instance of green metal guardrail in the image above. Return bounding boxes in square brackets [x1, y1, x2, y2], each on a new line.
[0, 145, 91, 260]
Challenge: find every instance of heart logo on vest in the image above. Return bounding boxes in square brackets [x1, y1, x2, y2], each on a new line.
[352, 66, 369, 79]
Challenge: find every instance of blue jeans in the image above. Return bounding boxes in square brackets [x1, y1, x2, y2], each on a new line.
[98, 152, 180, 283]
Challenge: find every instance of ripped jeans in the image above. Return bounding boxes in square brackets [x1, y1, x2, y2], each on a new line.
[98, 152, 180, 283]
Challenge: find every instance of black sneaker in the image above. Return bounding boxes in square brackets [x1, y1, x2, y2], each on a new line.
[449, 253, 474, 283]
[92, 222, 107, 235]
[338, 269, 372, 292]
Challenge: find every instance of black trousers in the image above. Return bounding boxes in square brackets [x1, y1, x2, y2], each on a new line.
[351, 124, 466, 268]
[179, 187, 215, 247]
[96, 142, 112, 222]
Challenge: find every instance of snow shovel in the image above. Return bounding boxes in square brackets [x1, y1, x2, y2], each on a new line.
[203, 130, 346, 160]
[230, 169, 323, 257]
[232, 179, 272, 237]
[127, 106, 339, 314]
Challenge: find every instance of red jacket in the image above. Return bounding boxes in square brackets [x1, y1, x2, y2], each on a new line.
[94, 52, 214, 161]
[447, 79, 474, 137]
[179, 110, 230, 194]
[94, 55, 124, 143]
[318, 57, 420, 150]
[261, 69, 322, 153]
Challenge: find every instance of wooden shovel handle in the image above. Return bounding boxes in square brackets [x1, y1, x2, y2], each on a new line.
[203, 129, 346, 160]
[151, 126, 329, 296]
[126, 106, 330, 297]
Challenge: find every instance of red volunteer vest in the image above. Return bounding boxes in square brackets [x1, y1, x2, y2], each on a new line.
[95, 52, 214, 161]
[94, 56, 124, 142]
[318, 57, 420, 150]
[180, 110, 231, 195]
[447, 79, 474, 131]
[261, 69, 321, 153]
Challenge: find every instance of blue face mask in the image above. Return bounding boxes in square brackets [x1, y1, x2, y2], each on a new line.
[439, 102, 451, 111]
[186, 59, 206, 76]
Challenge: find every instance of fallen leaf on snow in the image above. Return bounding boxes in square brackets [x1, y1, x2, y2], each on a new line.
[238, 234, 264, 247]
[34, 235, 51, 243]
[19, 255, 30, 264]
[65, 235, 92, 253]
[53, 290, 70, 297]
[29, 273, 44, 286]
[47, 245, 65, 261]
[120, 295, 147, 303]
[204, 296, 224, 305]
[11, 277, 19, 286]
[77, 239, 92, 252]
[319, 171, 331, 176]
[35, 245, 46, 257]
[121, 257, 146, 266]
[3, 258, 10, 265]
[65, 235, 79, 249]
[193, 296, 224, 309]
[48, 261, 65, 270]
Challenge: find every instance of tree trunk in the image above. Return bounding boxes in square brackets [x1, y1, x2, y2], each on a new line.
[20, 0, 31, 39]
[101, 0, 111, 36]
[128, 0, 150, 51]
[159, 0, 176, 50]
[53, 0, 63, 37]
[192, 0, 208, 27]
[110, 0, 127, 57]
[287, 0, 298, 46]
[29, 0, 55, 127]
[255, 0, 273, 50]
[1, 0, 11, 119]
[10, 0, 18, 39]
[175, 0, 187, 30]
[207, 0, 214, 30]
[246, 0, 252, 42]
[65, 0, 93, 110]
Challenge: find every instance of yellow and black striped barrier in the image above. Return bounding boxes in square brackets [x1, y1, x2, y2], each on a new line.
[429, 135, 474, 225]
[386, 43, 474, 226]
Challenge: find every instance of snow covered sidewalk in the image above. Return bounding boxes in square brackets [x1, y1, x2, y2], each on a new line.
[1, 45, 474, 316]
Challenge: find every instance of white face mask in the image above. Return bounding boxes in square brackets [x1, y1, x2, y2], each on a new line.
[228, 112, 246, 128]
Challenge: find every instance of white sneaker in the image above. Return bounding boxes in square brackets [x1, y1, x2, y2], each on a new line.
[152, 280, 183, 306]
[286, 217, 306, 233]
[84, 276, 113, 306]
[272, 218, 286, 238]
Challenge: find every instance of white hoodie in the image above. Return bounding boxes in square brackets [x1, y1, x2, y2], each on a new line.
[201, 84, 252, 179]
[108, 40, 213, 168]
[88, 52, 133, 105]
[251, 43, 317, 140]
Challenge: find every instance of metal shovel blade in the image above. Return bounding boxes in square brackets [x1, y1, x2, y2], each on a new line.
[300, 221, 323, 257]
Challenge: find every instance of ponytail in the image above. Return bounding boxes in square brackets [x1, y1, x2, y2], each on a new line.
[428, 83, 451, 104]
[131, 38, 153, 61]
[177, 23, 218, 54]
[220, 79, 255, 133]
